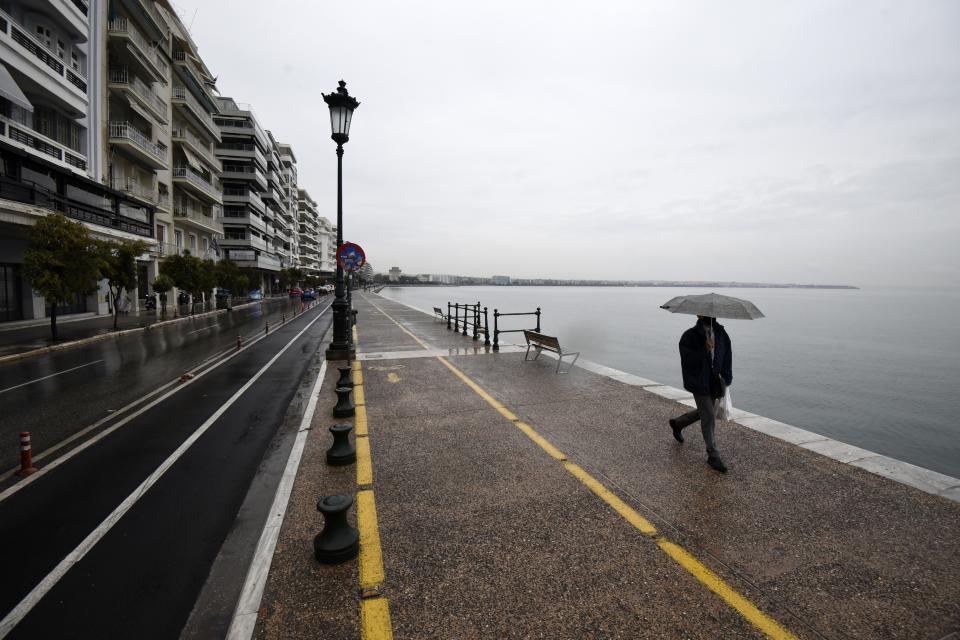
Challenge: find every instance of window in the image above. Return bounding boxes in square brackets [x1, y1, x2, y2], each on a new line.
[156, 225, 165, 244]
[174, 230, 183, 250]
[202, 238, 209, 254]
[189, 234, 196, 251]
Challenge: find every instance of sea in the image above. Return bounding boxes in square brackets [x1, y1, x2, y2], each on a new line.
[379, 285, 960, 480]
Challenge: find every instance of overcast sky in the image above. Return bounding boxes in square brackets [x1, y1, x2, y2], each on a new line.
[174, 0, 959, 287]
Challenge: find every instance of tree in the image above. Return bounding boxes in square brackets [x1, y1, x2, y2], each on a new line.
[23, 214, 101, 340]
[95, 239, 148, 329]
[160, 254, 215, 314]
[214, 260, 250, 309]
[151, 274, 174, 318]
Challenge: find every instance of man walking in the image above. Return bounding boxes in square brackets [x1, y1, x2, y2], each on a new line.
[669, 315, 732, 473]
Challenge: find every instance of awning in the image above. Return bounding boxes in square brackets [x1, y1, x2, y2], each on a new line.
[0, 64, 33, 113]
[126, 96, 155, 125]
[181, 146, 203, 171]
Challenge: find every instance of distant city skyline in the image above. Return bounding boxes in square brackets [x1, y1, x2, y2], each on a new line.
[177, 0, 960, 288]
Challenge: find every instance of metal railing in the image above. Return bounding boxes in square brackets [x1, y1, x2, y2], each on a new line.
[446, 302, 490, 346]
[109, 121, 167, 162]
[172, 166, 219, 199]
[490, 307, 541, 352]
[172, 84, 218, 136]
[171, 127, 217, 166]
[111, 176, 156, 203]
[107, 18, 168, 78]
[109, 69, 167, 120]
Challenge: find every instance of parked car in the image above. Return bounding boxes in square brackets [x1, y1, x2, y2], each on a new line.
[301, 289, 316, 300]
[288, 287, 303, 297]
[249, 288, 263, 300]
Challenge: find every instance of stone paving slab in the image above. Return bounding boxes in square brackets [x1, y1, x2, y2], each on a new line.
[254, 292, 960, 640]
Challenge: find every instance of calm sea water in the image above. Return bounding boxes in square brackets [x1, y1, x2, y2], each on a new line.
[380, 285, 960, 479]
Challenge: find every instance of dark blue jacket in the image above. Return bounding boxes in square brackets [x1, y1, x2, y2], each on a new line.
[679, 320, 732, 396]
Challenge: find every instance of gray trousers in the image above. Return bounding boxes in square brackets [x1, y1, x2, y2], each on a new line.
[673, 394, 719, 456]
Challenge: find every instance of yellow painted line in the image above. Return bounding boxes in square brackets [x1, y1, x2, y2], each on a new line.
[357, 435, 373, 485]
[357, 489, 385, 589]
[564, 462, 657, 536]
[355, 410, 368, 437]
[353, 325, 358, 341]
[386, 372, 400, 383]
[431, 354, 798, 640]
[354, 369, 364, 385]
[355, 384, 365, 406]
[360, 597, 393, 640]
[353, 360, 362, 372]
[656, 539, 796, 639]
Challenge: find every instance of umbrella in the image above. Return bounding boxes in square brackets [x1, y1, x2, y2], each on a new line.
[660, 292, 764, 320]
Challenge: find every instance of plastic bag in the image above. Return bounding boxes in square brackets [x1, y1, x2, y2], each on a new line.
[717, 387, 733, 421]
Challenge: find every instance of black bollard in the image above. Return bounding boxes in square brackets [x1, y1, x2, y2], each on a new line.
[333, 386, 355, 418]
[337, 365, 354, 388]
[326, 423, 356, 465]
[314, 494, 359, 564]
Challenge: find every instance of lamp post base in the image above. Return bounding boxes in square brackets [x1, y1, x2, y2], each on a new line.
[325, 345, 355, 361]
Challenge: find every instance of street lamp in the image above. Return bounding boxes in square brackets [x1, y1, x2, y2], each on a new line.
[324, 80, 360, 361]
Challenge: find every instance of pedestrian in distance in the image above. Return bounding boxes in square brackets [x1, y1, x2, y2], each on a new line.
[669, 315, 733, 473]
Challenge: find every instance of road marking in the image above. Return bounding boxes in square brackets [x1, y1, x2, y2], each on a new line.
[0, 360, 103, 395]
[357, 438, 373, 486]
[0, 303, 330, 500]
[366, 297, 798, 640]
[386, 373, 400, 383]
[0, 306, 330, 638]
[186, 324, 218, 335]
[226, 358, 328, 640]
[357, 489, 384, 589]
[360, 597, 393, 640]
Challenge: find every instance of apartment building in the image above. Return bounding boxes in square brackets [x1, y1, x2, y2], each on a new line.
[0, 0, 157, 322]
[296, 187, 319, 275]
[276, 141, 297, 270]
[215, 97, 279, 291]
[317, 215, 336, 276]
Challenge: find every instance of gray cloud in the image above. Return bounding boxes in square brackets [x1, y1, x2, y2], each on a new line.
[175, 0, 960, 287]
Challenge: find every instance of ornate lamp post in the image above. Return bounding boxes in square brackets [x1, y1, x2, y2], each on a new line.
[323, 80, 360, 361]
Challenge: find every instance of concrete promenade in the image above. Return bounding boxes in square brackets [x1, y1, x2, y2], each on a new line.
[251, 292, 960, 639]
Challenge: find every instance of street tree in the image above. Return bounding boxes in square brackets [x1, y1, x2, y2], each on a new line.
[23, 214, 101, 340]
[151, 274, 174, 318]
[95, 239, 149, 329]
[214, 260, 249, 309]
[160, 254, 215, 314]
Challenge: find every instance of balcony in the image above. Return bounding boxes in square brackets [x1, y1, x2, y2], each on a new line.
[109, 69, 167, 124]
[172, 84, 220, 142]
[222, 187, 265, 214]
[119, 0, 168, 41]
[172, 50, 216, 110]
[221, 210, 266, 233]
[111, 176, 156, 204]
[172, 126, 218, 169]
[172, 166, 221, 204]
[220, 164, 267, 192]
[107, 17, 168, 84]
[0, 175, 153, 238]
[109, 121, 167, 169]
[0, 9, 87, 114]
[0, 115, 87, 175]
[215, 140, 267, 170]
[174, 203, 222, 235]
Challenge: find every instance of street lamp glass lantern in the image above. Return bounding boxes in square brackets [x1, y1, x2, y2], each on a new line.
[323, 80, 360, 143]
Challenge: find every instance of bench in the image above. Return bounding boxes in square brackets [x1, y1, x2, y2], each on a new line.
[523, 330, 580, 374]
[433, 307, 447, 321]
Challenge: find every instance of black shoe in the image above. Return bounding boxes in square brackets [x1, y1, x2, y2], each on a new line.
[669, 419, 684, 443]
[707, 456, 727, 473]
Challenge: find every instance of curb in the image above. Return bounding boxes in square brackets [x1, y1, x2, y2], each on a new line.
[0, 300, 264, 364]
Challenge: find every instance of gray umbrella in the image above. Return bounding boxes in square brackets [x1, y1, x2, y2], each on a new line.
[660, 292, 765, 320]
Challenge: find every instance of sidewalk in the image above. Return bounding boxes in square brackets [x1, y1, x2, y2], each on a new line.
[252, 292, 960, 639]
[0, 297, 279, 358]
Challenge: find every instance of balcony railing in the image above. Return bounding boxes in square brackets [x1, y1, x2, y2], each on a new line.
[1, 9, 87, 96]
[173, 166, 219, 200]
[172, 84, 219, 138]
[111, 176, 156, 203]
[173, 203, 222, 231]
[109, 69, 167, 121]
[1, 114, 87, 172]
[109, 121, 167, 163]
[107, 18, 169, 80]
[171, 127, 218, 167]
[172, 50, 210, 90]
[222, 187, 264, 211]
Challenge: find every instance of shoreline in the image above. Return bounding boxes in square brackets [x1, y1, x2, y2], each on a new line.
[379, 293, 960, 504]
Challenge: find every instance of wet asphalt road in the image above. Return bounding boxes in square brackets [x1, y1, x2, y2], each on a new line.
[0, 298, 333, 639]
[0, 296, 316, 470]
